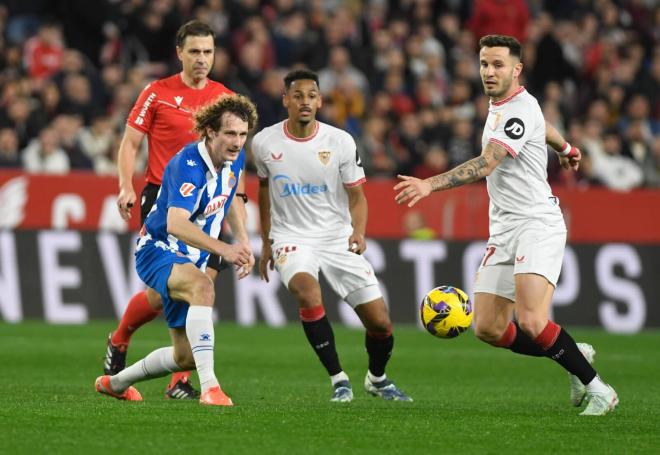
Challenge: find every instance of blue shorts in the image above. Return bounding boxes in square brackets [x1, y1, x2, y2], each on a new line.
[135, 240, 191, 328]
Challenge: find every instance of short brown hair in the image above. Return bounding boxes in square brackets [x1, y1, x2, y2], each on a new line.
[176, 20, 214, 48]
[479, 34, 522, 60]
[193, 94, 258, 140]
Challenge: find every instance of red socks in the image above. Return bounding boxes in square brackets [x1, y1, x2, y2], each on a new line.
[111, 291, 161, 348]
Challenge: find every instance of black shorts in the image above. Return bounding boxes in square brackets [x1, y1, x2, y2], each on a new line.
[140, 182, 228, 272]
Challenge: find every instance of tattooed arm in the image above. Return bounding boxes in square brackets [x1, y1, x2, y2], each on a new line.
[394, 141, 509, 207]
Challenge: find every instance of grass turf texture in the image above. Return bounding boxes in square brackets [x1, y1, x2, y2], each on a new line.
[1, 322, 658, 454]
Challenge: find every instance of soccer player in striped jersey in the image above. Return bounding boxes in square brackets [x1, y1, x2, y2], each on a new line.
[253, 69, 411, 403]
[395, 35, 618, 416]
[104, 20, 241, 400]
[95, 94, 257, 406]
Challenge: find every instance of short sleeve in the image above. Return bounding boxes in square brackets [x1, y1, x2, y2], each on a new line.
[163, 156, 203, 213]
[251, 133, 269, 179]
[126, 83, 157, 134]
[339, 133, 366, 187]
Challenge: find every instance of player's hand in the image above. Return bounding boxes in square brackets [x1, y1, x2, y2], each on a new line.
[259, 241, 274, 282]
[220, 242, 252, 267]
[348, 232, 366, 254]
[236, 250, 255, 280]
[394, 175, 432, 207]
[558, 143, 581, 171]
[117, 186, 137, 221]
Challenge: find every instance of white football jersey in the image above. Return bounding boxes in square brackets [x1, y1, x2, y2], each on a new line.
[481, 87, 564, 235]
[252, 120, 365, 243]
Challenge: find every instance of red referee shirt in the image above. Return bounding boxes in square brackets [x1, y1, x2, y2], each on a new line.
[127, 73, 234, 185]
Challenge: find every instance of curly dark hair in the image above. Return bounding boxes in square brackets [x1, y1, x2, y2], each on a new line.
[479, 34, 522, 60]
[193, 94, 258, 139]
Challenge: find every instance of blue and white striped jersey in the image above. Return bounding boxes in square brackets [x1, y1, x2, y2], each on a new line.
[137, 140, 245, 269]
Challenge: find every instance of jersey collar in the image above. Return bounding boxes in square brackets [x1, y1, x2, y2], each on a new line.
[197, 141, 218, 178]
[283, 119, 320, 142]
[492, 86, 526, 106]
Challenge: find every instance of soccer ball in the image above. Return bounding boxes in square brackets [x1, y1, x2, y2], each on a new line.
[420, 285, 473, 339]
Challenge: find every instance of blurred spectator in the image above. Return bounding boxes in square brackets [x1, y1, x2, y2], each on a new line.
[583, 124, 643, 191]
[359, 116, 397, 177]
[403, 210, 436, 240]
[318, 46, 369, 96]
[643, 136, 660, 187]
[22, 21, 63, 82]
[22, 127, 70, 174]
[468, 0, 530, 43]
[52, 114, 93, 170]
[0, 128, 20, 168]
[78, 115, 115, 162]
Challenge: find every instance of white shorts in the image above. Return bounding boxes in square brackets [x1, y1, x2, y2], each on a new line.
[272, 239, 382, 307]
[473, 220, 566, 301]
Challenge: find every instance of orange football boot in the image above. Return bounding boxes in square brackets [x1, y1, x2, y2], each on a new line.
[199, 386, 233, 406]
[95, 375, 143, 401]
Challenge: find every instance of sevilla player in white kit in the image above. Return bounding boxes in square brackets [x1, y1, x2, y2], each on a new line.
[253, 69, 411, 402]
[395, 35, 617, 416]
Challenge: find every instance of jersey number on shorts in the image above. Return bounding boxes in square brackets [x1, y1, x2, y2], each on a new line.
[482, 246, 496, 266]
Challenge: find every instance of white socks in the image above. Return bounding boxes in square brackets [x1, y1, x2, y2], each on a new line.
[330, 371, 349, 386]
[186, 305, 219, 392]
[367, 371, 387, 383]
[110, 346, 180, 392]
[586, 375, 610, 394]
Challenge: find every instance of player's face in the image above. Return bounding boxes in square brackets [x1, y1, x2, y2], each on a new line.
[177, 35, 215, 82]
[207, 113, 249, 164]
[479, 46, 522, 101]
[283, 79, 322, 125]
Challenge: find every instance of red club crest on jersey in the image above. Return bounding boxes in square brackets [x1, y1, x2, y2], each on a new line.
[179, 182, 195, 197]
[317, 150, 331, 165]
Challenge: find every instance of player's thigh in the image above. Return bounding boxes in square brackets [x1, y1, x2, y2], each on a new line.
[169, 327, 194, 369]
[320, 245, 381, 308]
[473, 291, 514, 340]
[167, 262, 214, 306]
[272, 242, 321, 287]
[146, 287, 163, 311]
[513, 222, 566, 288]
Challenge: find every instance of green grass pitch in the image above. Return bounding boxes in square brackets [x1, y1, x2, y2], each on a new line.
[1, 322, 659, 454]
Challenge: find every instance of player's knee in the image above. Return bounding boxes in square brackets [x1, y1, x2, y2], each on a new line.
[516, 317, 544, 339]
[290, 285, 321, 307]
[473, 321, 501, 344]
[190, 276, 215, 306]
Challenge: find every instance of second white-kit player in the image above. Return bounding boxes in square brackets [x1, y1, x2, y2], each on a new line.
[395, 35, 617, 416]
[253, 69, 411, 403]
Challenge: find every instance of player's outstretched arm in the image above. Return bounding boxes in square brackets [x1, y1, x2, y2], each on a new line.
[116, 126, 145, 220]
[345, 184, 367, 254]
[257, 178, 274, 282]
[394, 141, 508, 207]
[545, 121, 581, 171]
[166, 207, 251, 267]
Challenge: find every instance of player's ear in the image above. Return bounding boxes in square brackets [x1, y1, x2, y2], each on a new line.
[176, 46, 183, 63]
[317, 94, 323, 109]
[513, 61, 523, 79]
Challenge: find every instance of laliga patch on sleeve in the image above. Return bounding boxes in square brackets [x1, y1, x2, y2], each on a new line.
[179, 182, 195, 197]
[504, 118, 525, 139]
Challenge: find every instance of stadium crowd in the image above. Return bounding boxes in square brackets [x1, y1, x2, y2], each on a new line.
[0, 0, 658, 191]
